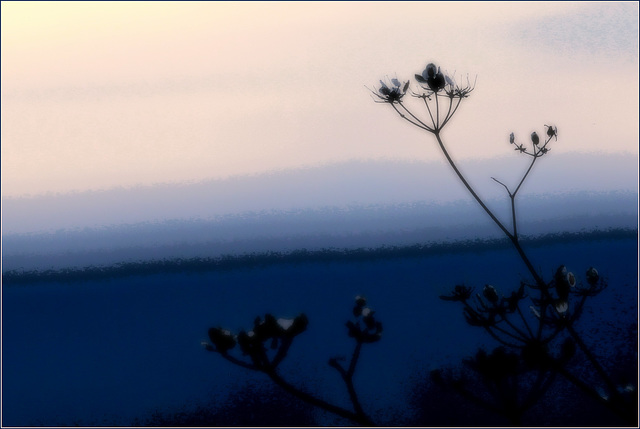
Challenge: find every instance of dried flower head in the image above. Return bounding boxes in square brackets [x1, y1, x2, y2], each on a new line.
[483, 284, 500, 304]
[347, 298, 383, 343]
[531, 131, 540, 145]
[440, 284, 474, 302]
[415, 63, 447, 92]
[586, 267, 599, 285]
[208, 327, 237, 353]
[373, 77, 410, 103]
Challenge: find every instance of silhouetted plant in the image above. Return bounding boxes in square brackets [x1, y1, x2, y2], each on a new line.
[203, 295, 380, 426]
[374, 61, 637, 425]
[133, 382, 316, 426]
[201, 61, 634, 427]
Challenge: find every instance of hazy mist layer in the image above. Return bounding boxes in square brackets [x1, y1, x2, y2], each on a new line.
[3, 154, 637, 271]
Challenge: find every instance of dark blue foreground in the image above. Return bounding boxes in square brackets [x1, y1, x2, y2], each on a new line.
[2, 232, 638, 426]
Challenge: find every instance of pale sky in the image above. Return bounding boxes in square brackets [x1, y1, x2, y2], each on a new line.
[2, 1, 638, 197]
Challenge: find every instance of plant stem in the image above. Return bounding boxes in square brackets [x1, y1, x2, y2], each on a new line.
[434, 132, 513, 241]
[266, 369, 375, 426]
[565, 323, 620, 400]
[434, 130, 623, 419]
[556, 364, 636, 426]
[329, 341, 372, 425]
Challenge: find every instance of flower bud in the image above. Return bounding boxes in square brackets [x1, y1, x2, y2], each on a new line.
[430, 70, 446, 92]
[586, 267, 599, 285]
[531, 132, 539, 145]
[554, 299, 569, 315]
[555, 265, 570, 300]
[286, 314, 308, 337]
[483, 284, 499, 304]
[425, 63, 437, 78]
[509, 132, 515, 144]
[201, 341, 215, 352]
[379, 80, 390, 95]
[567, 271, 576, 288]
[346, 320, 360, 339]
[353, 295, 367, 316]
[445, 75, 455, 87]
[277, 318, 294, 331]
[208, 327, 237, 352]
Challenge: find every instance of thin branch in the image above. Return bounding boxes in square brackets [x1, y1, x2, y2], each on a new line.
[398, 102, 433, 131]
[218, 352, 260, 371]
[483, 326, 524, 348]
[329, 341, 370, 424]
[422, 96, 437, 128]
[271, 337, 293, 369]
[491, 177, 518, 237]
[441, 95, 455, 128]
[434, 132, 513, 239]
[555, 364, 635, 425]
[521, 369, 556, 411]
[266, 369, 374, 426]
[491, 177, 511, 195]
[500, 316, 533, 342]
[513, 153, 538, 197]
[439, 96, 463, 129]
[565, 323, 620, 400]
[516, 304, 535, 339]
[348, 340, 363, 378]
[391, 104, 433, 132]
[510, 195, 518, 239]
[435, 92, 441, 129]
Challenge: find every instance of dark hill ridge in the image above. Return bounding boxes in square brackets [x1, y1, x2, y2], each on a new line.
[3, 228, 637, 286]
[2, 190, 637, 272]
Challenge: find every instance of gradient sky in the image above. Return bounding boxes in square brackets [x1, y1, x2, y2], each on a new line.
[2, 1, 638, 197]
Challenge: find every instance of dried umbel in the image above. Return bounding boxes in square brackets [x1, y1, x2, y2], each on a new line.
[554, 265, 573, 302]
[531, 131, 540, 145]
[415, 63, 447, 92]
[509, 126, 557, 157]
[372, 61, 475, 134]
[440, 284, 474, 302]
[207, 327, 236, 353]
[373, 59, 633, 425]
[574, 266, 607, 297]
[483, 284, 499, 304]
[374, 77, 410, 103]
[204, 297, 380, 426]
[347, 295, 383, 343]
[586, 267, 599, 285]
[203, 312, 309, 370]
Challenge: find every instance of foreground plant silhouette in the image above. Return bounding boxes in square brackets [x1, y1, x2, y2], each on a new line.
[203, 61, 635, 426]
[203, 296, 380, 426]
[374, 62, 637, 425]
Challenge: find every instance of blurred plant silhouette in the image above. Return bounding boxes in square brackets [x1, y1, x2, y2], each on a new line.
[204, 61, 635, 427]
[203, 296, 380, 426]
[134, 382, 317, 426]
[374, 62, 637, 425]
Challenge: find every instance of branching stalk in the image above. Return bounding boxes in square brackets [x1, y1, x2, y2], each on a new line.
[329, 341, 371, 424]
[266, 369, 374, 426]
